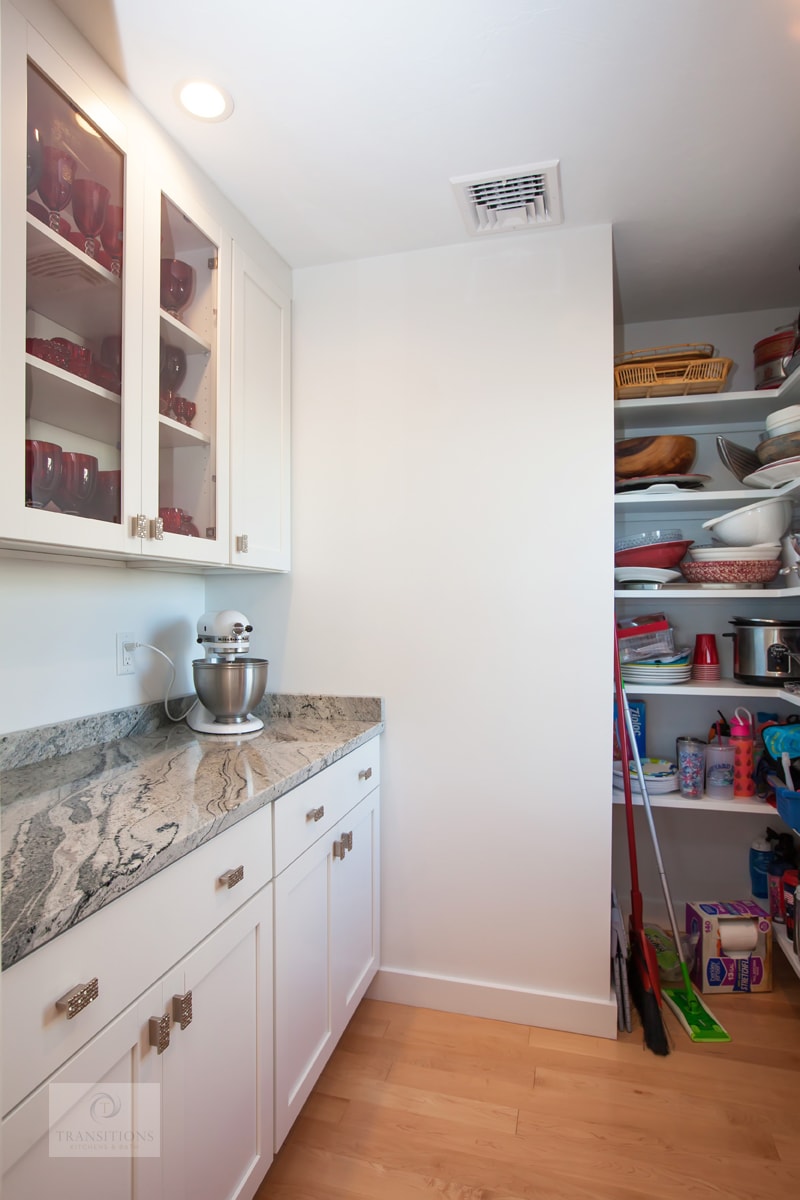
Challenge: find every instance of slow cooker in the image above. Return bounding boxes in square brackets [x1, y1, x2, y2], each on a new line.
[724, 617, 800, 685]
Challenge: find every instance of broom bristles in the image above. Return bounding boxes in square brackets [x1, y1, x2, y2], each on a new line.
[628, 939, 670, 1055]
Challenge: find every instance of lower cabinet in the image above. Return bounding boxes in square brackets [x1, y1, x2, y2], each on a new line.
[274, 786, 380, 1148]
[2, 884, 273, 1200]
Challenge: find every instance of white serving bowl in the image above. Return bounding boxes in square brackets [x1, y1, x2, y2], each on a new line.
[701, 497, 794, 547]
[766, 404, 800, 437]
[689, 542, 781, 561]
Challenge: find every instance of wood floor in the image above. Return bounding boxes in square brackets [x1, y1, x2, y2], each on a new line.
[255, 955, 800, 1200]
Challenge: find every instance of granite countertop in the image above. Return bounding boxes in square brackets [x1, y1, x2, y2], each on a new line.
[1, 694, 384, 970]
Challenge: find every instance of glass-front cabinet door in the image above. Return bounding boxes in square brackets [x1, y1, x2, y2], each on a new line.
[0, 21, 143, 555]
[140, 177, 230, 565]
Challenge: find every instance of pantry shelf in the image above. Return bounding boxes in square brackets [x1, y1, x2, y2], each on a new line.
[773, 921, 800, 980]
[619, 678, 800, 706]
[614, 585, 800, 600]
[611, 790, 775, 815]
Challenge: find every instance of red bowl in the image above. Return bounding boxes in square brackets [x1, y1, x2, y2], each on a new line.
[681, 560, 781, 585]
[614, 539, 694, 569]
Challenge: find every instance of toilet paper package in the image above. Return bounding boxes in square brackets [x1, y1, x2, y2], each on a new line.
[685, 900, 772, 994]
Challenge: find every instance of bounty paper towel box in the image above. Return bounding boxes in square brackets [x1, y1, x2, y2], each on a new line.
[685, 900, 772, 994]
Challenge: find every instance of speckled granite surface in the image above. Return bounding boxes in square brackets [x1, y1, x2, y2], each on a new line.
[1, 695, 384, 970]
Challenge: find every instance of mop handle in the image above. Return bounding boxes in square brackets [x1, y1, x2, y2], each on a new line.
[621, 682, 687, 972]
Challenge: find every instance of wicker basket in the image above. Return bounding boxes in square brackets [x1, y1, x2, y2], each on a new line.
[614, 356, 733, 400]
[614, 343, 714, 366]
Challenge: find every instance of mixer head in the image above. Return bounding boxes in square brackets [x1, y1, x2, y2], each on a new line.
[196, 610, 254, 661]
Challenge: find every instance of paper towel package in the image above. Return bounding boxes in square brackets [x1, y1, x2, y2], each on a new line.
[685, 900, 772, 994]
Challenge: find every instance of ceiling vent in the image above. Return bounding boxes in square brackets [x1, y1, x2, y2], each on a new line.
[451, 161, 563, 235]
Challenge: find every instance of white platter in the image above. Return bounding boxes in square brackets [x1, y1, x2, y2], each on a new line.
[614, 473, 712, 493]
[743, 456, 800, 489]
[614, 567, 683, 584]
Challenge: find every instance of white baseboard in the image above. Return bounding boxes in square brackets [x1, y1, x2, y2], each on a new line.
[366, 966, 618, 1039]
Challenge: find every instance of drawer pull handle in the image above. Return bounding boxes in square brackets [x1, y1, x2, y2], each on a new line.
[307, 806, 325, 823]
[219, 865, 244, 889]
[56, 978, 99, 1020]
[173, 991, 193, 1030]
[333, 839, 345, 859]
[359, 767, 373, 782]
[342, 830, 353, 852]
[149, 1013, 171, 1055]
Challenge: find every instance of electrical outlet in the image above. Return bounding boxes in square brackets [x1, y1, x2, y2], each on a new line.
[116, 632, 136, 675]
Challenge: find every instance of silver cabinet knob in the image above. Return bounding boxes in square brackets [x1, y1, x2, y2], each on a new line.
[173, 991, 193, 1030]
[132, 514, 148, 539]
[219, 865, 244, 889]
[333, 839, 345, 859]
[306, 806, 325, 823]
[342, 831, 353, 852]
[236, 534, 249, 553]
[359, 767, 373, 781]
[56, 978, 99, 1020]
[150, 516, 164, 541]
[149, 1013, 170, 1054]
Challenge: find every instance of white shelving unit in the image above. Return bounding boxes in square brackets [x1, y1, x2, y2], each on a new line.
[773, 919, 800, 980]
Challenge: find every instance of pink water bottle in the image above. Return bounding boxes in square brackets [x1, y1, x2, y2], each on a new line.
[731, 706, 756, 798]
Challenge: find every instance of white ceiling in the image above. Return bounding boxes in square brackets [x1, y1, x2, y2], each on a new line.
[54, 0, 800, 325]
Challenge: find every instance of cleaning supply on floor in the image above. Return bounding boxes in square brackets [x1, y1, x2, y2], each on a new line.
[686, 900, 772, 993]
[731, 707, 756, 798]
[613, 632, 669, 1056]
[619, 673, 730, 1044]
[749, 836, 774, 899]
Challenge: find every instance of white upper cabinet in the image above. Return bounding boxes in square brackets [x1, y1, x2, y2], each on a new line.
[0, 1, 291, 572]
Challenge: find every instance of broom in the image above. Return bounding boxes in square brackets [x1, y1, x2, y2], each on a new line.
[618, 678, 730, 1045]
[613, 640, 670, 1055]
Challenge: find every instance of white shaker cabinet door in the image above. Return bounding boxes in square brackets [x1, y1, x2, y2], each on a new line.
[159, 883, 274, 1200]
[330, 788, 381, 1038]
[273, 829, 333, 1149]
[1, 982, 163, 1200]
[229, 245, 291, 570]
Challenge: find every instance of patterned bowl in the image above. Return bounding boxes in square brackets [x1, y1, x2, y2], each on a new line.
[680, 560, 782, 585]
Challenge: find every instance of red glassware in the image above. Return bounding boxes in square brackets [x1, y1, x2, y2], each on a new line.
[71, 178, 110, 259]
[100, 204, 123, 276]
[51, 337, 93, 380]
[160, 343, 187, 391]
[181, 399, 197, 427]
[25, 439, 62, 507]
[160, 259, 195, 319]
[171, 396, 189, 424]
[158, 506, 184, 533]
[53, 452, 97, 516]
[180, 513, 200, 537]
[91, 469, 121, 522]
[37, 146, 76, 233]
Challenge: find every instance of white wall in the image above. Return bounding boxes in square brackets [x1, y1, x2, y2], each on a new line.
[0, 556, 203, 732]
[207, 227, 618, 1035]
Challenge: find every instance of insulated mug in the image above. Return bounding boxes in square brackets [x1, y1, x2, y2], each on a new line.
[677, 737, 705, 799]
[704, 743, 735, 799]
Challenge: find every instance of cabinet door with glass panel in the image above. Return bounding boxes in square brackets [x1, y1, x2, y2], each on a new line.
[0, 22, 144, 554]
[140, 164, 231, 565]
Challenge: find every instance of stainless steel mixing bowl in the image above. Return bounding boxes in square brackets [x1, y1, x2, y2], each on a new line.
[192, 657, 269, 723]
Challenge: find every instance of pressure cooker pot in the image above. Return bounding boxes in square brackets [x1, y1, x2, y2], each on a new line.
[724, 617, 800, 685]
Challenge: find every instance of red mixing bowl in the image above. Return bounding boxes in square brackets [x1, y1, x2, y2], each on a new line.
[614, 539, 694, 569]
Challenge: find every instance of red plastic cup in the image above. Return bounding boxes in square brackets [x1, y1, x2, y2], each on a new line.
[693, 633, 719, 665]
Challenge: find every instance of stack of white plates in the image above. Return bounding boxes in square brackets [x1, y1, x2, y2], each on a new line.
[689, 543, 780, 561]
[612, 759, 679, 794]
[621, 650, 693, 685]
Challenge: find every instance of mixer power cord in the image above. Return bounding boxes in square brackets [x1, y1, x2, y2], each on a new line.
[124, 642, 198, 724]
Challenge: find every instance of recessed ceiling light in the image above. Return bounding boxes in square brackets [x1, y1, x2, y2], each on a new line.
[177, 80, 234, 122]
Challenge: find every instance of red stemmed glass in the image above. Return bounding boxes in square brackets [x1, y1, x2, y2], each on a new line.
[52, 452, 97, 516]
[100, 204, 123, 276]
[160, 259, 195, 319]
[25, 440, 62, 507]
[72, 178, 110, 259]
[159, 343, 187, 417]
[37, 146, 76, 233]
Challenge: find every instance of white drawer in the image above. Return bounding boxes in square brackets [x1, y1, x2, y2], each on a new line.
[273, 739, 380, 876]
[2, 804, 272, 1116]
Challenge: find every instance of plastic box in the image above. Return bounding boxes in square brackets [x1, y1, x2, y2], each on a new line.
[616, 619, 675, 664]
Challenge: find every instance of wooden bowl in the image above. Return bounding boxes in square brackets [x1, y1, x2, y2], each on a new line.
[755, 431, 800, 466]
[614, 435, 696, 479]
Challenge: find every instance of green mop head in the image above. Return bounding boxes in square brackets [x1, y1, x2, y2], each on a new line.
[662, 964, 730, 1043]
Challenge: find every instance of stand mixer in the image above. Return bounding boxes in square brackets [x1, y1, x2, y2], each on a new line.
[186, 610, 269, 735]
